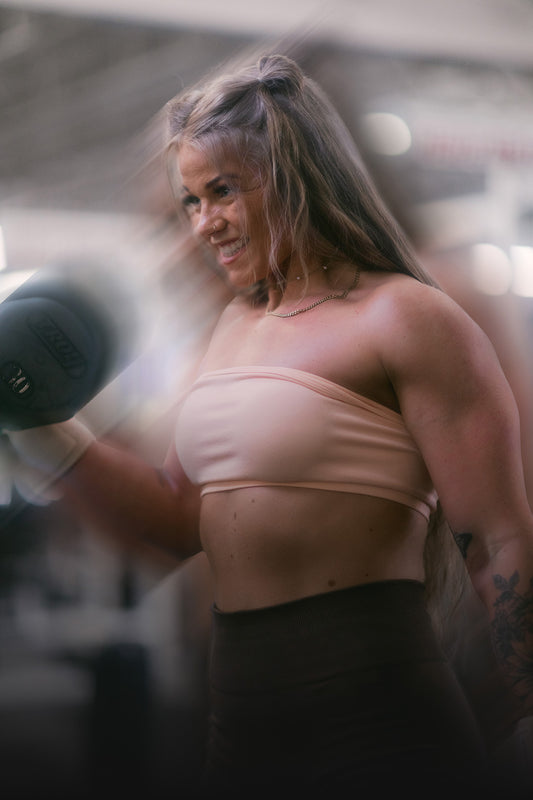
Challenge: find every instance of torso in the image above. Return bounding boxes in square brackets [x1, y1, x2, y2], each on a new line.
[191, 270, 431, 611]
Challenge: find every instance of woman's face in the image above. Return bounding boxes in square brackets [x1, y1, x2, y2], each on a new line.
[177, 142, 285, 290]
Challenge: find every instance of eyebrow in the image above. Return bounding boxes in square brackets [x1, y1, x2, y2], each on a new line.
[181, 173, 239, 194]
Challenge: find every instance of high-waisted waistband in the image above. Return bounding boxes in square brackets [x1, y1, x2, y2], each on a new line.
[210, 580, 444, 694]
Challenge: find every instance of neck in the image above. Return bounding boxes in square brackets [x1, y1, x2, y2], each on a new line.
[284, 263, 328, 284]
[267, 265, 322, 309]
[266, 262, 357, 316]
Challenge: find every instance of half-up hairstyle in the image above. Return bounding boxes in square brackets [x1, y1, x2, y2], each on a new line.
[165, 52, 438, 288]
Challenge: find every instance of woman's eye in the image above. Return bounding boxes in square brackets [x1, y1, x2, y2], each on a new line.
[214, 184, 232, 199]
[181, 194, 199, 212]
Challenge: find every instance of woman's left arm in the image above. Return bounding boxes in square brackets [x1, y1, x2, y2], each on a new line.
[383, 281, 533, 713]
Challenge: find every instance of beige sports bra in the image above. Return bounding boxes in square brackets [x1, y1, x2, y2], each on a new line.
[175, 366, 438, 520]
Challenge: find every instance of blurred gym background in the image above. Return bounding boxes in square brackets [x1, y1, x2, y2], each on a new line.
[1, 1, 532, 797]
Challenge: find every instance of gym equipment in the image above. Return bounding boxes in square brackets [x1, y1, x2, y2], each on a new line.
[0, 264, 138, 430]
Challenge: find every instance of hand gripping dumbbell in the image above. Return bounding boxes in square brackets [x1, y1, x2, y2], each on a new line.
[0, 264, 139, 431]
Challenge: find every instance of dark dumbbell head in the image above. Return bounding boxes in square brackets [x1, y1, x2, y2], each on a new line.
[0, 264, 139, 430]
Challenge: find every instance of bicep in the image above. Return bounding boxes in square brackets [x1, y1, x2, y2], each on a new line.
[386, 289, 531, 542]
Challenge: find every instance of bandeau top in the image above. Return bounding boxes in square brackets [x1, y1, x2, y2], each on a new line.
[175, 366, 438, 520]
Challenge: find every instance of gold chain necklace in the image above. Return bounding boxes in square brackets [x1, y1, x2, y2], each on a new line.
[267, 266, 361, 318]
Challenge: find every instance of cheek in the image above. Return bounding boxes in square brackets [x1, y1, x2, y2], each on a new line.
[245, 206, 270, 249]
[187, 212, 200, 234]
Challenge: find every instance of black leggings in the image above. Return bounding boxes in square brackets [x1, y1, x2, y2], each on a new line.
[202, 580, 487, 798]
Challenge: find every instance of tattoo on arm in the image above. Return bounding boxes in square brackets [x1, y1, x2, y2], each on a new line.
[452, 531, 473, 559]
[491, 570, 533, 703]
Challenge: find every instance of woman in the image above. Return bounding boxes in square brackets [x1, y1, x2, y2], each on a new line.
[6, 53, 533, 796]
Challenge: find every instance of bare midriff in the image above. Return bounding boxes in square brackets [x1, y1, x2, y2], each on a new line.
[199, 486, 429, 612]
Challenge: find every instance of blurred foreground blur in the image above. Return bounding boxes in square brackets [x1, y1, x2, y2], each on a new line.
[1, 2, 533, 796]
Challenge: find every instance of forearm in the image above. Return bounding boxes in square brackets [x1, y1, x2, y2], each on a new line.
[58, 438, 202, 565]
[456, 530, 533, 714]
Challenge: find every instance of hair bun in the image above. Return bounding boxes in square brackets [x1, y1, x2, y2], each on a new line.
[257, 54, 304, 97]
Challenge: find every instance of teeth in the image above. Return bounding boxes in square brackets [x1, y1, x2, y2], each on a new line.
[220, 237, 247, 257]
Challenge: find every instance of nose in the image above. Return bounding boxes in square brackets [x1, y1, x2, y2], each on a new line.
[195, 205, 223, 239]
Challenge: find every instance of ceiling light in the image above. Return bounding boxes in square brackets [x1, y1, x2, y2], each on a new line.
[470, 243, 512, 295]
[360, 112, 412, 156]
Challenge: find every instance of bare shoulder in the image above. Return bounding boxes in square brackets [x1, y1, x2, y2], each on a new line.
[365, 273, 516, 450]
[367, 274, 492, 373]
[369, 273, 469, 330]
[201, 294, 260, 368]
[209, 294, 251, 332]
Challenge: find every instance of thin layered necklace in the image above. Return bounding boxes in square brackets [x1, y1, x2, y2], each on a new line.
[267, 265, 361, 318]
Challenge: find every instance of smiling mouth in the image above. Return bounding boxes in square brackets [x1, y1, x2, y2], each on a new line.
[219, 236, 248, 259]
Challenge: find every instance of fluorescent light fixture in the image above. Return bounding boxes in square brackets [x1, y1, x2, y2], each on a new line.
[0, 269, 37, 302]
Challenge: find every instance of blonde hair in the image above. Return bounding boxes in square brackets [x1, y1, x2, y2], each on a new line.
[165, 53, 439, 290]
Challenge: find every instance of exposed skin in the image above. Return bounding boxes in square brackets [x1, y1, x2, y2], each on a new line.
[61, 143, 533, 711]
